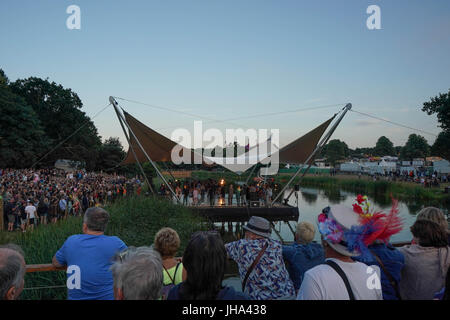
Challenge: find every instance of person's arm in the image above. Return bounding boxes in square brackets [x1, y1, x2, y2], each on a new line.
[224, 240, 239, 261]
[52, 255, 64, 267]
[53, 241, 68, 267]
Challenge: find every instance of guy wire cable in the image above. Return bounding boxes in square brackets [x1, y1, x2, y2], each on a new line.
[350, 109, 438, 137]
[31, 103, 112, 168]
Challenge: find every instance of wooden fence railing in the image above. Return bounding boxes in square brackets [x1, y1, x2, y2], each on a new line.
[25, 241, 411, 273]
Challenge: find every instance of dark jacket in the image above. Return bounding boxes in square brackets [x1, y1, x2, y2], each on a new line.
[353, 242, 405, 300]
[282, 242, 325, 291]
[167, 283, 250, 300]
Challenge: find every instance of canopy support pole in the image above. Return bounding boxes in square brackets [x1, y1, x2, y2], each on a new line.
[110, 97, 180, 203]
[111, 100, 155, 195]
[244, 163, 258, 185]
[271, 103, 352, 206]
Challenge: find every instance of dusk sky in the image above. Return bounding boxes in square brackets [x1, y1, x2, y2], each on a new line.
[1, 0, 449, 150]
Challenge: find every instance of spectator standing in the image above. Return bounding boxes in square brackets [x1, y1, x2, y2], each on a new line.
[351, 195, 405, 300]
[297, 205, 383, 300]
[0, 244, 26, 300]
[38, 198, 49, 225]
[25, 200, 38, 231]
[282, 221, 325, 293]
[52, 207, 127, 300]
[226, 216, 296, 300]
[398, 219, 450, 300]
[168, 231, 249, 300]
[153, 227, 187, 299]
[111, 246, 163, 300]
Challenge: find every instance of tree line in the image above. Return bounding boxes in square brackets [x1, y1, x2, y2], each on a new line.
[0, 69, 126, 171]
[320, 89, 450, 166]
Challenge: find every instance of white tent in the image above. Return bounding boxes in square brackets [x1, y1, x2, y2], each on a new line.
[433, 160, 450, 174]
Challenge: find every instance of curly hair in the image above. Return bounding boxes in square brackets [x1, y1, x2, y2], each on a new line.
[411, 220, 448, 248]
[153, 228, 180, 258]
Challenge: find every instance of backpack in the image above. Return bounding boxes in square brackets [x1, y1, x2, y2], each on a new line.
[161, 262, 181, 300]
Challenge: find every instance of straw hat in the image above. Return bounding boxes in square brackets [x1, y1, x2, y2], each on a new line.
[243, 216, 272, 238]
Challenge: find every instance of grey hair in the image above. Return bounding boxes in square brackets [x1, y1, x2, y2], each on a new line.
[111, 246, 163, 300]
[83, 207, 109, 232]
[0, 244, 26, 300]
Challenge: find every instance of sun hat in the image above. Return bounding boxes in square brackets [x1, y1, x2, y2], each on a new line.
[243, 216, 272, 238]
[317, 195, 403, 258]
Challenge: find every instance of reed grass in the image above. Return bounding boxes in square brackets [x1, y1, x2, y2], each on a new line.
[0, 195, 206, 300]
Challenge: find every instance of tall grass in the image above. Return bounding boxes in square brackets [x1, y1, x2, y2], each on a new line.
[0, 196, 206, 300]
[291, 176, 450, 203]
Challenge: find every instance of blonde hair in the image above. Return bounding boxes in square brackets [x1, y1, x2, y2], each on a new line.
[296, 221, 316, 244]
[153, 227, 180, 258]
[416, 207, 449, 233]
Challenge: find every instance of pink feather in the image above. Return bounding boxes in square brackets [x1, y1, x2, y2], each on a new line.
[374, 198, 403, 243]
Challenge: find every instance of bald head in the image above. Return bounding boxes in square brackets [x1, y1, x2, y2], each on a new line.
[0, 244, 26, 300]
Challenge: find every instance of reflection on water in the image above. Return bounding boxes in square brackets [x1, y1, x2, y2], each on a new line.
[216, 186, 449, 245]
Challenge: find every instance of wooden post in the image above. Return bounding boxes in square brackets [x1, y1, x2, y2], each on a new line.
[0, 196, 4, 231]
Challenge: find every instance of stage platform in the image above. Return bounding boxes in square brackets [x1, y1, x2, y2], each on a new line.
[187, 202, 299, 222]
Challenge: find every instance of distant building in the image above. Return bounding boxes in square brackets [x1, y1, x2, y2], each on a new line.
[433, 160, 450, 174]
[54, 159, 83, 172]
[340, 162, 361, 172]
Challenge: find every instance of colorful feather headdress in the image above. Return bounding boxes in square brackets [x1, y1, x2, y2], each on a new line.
[318, 194, 403, 259]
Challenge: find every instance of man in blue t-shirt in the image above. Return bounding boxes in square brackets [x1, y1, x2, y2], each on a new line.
[52, 207, 127, 300]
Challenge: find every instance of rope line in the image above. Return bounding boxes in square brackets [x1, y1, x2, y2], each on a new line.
[113, 96, 244, 128]
[350, 109, 438, 137]
[31, 103, 112, 168]
[113, 96, 345, 130]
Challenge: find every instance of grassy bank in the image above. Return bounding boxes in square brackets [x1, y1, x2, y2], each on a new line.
[276, 175, 450, 203]
[0, 196, 206, 300]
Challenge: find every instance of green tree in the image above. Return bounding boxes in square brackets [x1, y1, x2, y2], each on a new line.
[373, 136, 395, 156]
[0, 70, 50, 167]
[400, 134, 430, 160]
[422, 89, 450, 132]
[431, 131, 450, 160]
[97, 137, 126, 171]
[10, 77, 102, 169]
[322, 139, 349, 166]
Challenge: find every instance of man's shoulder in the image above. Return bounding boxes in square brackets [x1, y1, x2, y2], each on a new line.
[304, 262, 329, 278]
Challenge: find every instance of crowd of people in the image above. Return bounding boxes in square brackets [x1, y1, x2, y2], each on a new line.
[159, 178, 278, 207]
[0, 168, 143, 232]
[354, 169, 449, 187]
[1, 195, 448, 301]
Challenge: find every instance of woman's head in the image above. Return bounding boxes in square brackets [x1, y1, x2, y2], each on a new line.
[416, 207, 448, 233]
[411, 220, 448, 248]
[180, 231, 227, 300]
[295, 221, 316, 244]
[153, 228, 180, 258]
